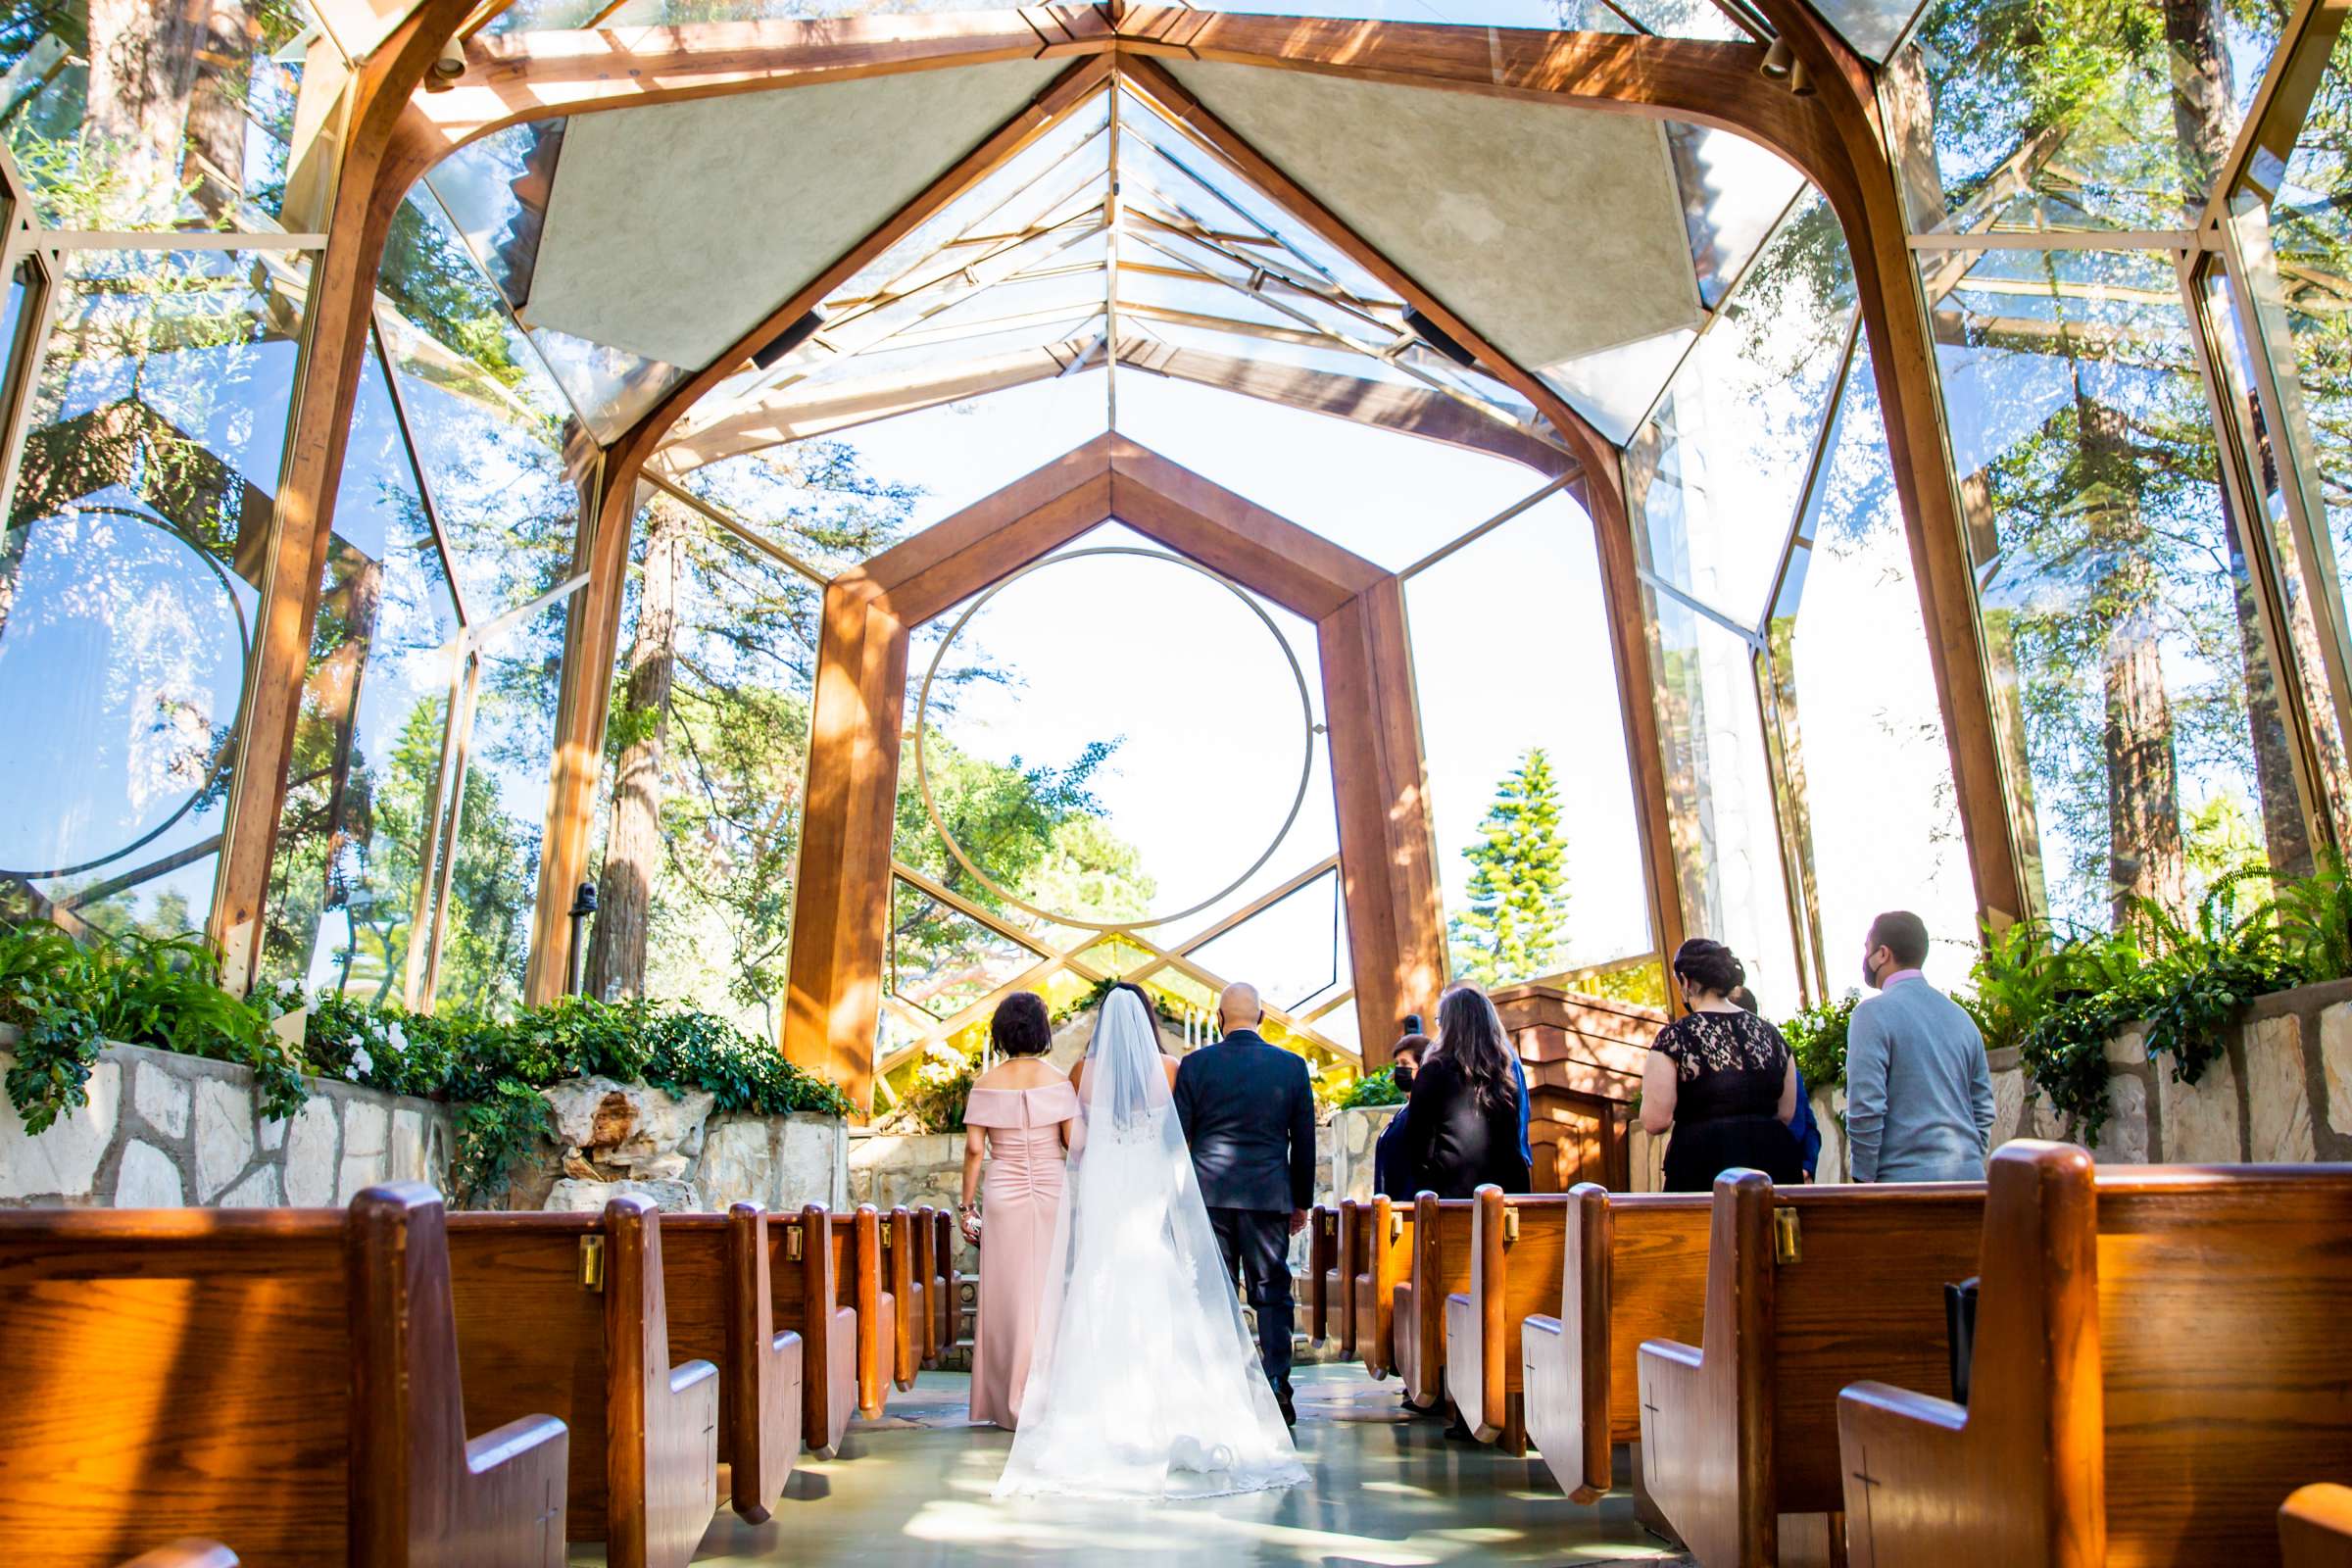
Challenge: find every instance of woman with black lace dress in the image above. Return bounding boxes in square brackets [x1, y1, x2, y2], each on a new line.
[1641, 940, 1804, 1193]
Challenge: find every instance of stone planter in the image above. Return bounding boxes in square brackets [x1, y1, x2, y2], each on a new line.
[1805, 976, 2352, 1180]
[0, 1035, 451, 1209]
[515, 1075, 849, 1215]
[1329, 1104, 1400, 1202]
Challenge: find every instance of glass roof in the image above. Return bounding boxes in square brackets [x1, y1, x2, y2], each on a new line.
[477, 0, 1761, 35]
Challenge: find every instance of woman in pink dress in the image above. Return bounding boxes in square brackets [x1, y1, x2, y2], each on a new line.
[959, 991, 1080, 1429]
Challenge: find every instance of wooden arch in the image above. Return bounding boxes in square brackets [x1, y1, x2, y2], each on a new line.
[786, 431, 1444, 1112]
[207, 3, 2025, 1033]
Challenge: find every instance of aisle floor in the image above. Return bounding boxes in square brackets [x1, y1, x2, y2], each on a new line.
[572, 1364, 1691, 1565]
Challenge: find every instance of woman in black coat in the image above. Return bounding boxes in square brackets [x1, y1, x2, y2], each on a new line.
[1389, 983, 1532, 1198]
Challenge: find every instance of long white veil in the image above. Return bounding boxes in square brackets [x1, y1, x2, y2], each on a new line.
[994, 988, 1307, 1500]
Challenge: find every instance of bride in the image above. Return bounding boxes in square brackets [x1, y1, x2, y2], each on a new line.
[994, 983, 1308, 1501]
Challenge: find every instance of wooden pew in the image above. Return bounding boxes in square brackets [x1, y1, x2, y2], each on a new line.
[2283, 1486, 2352, 1568]
[766, 1204, 857, 1454]
[1304, 1204, 1338, 1343]
[1444, 1188, 1571, 1452]
[1838, 1143, 2352, 1568]
[447, 1196, 718, 1568]
[656, 1204, 801, 1524]
[119, 1548, 239, 1568]
[1638, 1170, 1984, 1568]
[1395, 1194, 1476, 1411]
[878, 1205, 922, 1392]
[1352, 1194, 1415, 1378]
[931, 1206, 961, 1354]
[1327, 1200, 1362, 1354]
[0, 1184, 569, 1568]
[910, 1204, 940, 1367]
[826, 1205, 897, 1419]
[1521, 1185, 1711, 1501]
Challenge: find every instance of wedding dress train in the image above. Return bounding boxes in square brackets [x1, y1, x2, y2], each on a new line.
[993, 989, 1308, 1501]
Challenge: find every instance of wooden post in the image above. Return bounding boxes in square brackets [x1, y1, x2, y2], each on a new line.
[206, 0, 480, 992]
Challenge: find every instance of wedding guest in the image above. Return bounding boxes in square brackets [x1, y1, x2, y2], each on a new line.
[959, 991, 1080, 1429]
[1845, 910, 1993, 1183]
[1733, 985, 1819, 1180]
[1642, 941, 1803, 1192]
[1390, 984, 1533, 1199]
[1372, 1031, 1430, 1198]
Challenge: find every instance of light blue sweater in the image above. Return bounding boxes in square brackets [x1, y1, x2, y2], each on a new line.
[1844, 976, 1994, 1183]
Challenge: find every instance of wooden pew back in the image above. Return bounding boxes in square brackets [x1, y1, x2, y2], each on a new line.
[1352, 1195, 1414, 1378]
[877, 1205, 922, 1391]
[1304, 1204, 1337, 1343]
[1522, 1186, 1710, 1501]
[909, 1205, 938, 1366]
[764, 1205, 856, 1453]
[827, 1205, 894, 1417]
[1445, 1188, 1571, 1447]
[1330, 1200, 1363, 1356]
[1397, 1195, 1476, 1407]
[657, 1205, 800, 1524]
[447, 1198, 717, 1564]
[1640, 1173, 1983, 1565]
[0, 1187, 567, 1568]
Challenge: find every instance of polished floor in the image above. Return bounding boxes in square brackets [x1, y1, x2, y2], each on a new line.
[574, 1365, 1692, 1566]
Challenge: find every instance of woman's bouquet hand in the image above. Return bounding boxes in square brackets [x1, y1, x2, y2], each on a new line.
[959, 1204, 982, 1245]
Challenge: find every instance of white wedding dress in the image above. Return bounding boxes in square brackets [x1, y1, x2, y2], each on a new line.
[994, 989, 1308, 1501]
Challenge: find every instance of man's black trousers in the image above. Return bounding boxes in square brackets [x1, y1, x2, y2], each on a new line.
[1207, 1205, 1294, 1400]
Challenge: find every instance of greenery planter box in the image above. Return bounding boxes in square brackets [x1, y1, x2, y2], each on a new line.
[0, 1027, 452, 1208]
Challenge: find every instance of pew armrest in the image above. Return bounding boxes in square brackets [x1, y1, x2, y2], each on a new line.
[1522, 1314, 1602, 1503]
[118, 1545, 240, 1568]
[2281, 1484, 2352, 1568]
[466, 1412, 569, 1477]
[1836, 1380, 1979, 1568]
[670, 1356, 719, 1399]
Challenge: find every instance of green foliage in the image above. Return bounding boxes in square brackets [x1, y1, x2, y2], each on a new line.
[1449, 748, 1571, 987]
[0, 923, 305, 1133]
[2274, 850, 2352, 981]
[897, 1053, 980, 1135]
[0, 918, 849, 1200]
[1337, 1066, 1406, 1108]
[1781, 992, 1859, 1091]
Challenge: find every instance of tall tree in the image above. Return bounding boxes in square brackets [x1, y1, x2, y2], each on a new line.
[1449, 748, 1570, 986]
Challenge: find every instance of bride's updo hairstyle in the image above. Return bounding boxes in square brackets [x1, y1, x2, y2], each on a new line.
[1104, 980, 1170, 1054]
[992, 991, 1053, 1056]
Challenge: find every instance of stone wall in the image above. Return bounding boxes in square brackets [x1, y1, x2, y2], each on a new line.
[514, 1076, 849, 1215]
[1329, 1104, 1399, 1202]
[0, 1037, 451, 1208]
[1802, 976, 2352, 1180]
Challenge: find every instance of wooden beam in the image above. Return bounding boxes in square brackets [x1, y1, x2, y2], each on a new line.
[1105, 436, 1382, 619]
[207, 0, 480, 993]
[1318, 576, 1446, 1058]
[782, 578, 911, 1114]
[417, 7, 1114, 144]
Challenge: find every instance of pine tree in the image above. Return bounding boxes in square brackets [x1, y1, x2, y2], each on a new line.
[1449, 748, 1570, 986]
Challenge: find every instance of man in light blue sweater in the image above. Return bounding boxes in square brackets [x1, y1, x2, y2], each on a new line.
[1844, 910, 1994, 1183]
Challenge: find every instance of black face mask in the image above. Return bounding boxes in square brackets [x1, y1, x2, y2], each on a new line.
[1393, 1062, 1416, 1091]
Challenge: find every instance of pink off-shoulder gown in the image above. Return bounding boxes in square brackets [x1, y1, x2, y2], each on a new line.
[964, 1080, 1081, 1429]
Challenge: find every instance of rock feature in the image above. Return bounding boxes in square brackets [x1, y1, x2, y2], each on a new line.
[116, 1139, 184, 1207]
[194, 1078, 256, 1201]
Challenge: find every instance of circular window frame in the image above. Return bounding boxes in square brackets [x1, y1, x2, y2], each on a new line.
[911, 545, 1316, 934]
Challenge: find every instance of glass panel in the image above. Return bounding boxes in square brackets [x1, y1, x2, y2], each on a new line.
[1629, 192, 1855, 627]
[1893, 0, 2285, 234]
[889, 879, 1048, 1022]
[674, 369, 1112, 572]
[1184, 867, 1347, 1015]
[1768, 342, 1978, 985]
[1114, 374, 1558, 569]
[1609, 0, 1751, 42]
[1936, 246, 2310, 927]
[1406, 492, 1652, 984]
[262, 334, 463, 1001]
[901, 546, 1311, 928]
[433, 597, 567, 1011]
[1805, 0, 1928, 59]
[1664, 124, 1807, 312]
[0, 247, 297, 937]
[575, 495, 824, 1035]
[377, 239, 580, 626]
[1651, 590, 1802, 1004]
[0, 0, 315, 229]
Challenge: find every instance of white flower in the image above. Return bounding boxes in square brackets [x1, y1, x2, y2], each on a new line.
[348, 1044, 373, 1082]
[385, 1021, 407, 1056]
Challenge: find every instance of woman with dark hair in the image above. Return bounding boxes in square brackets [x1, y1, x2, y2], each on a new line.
[1389, 984, 1533, 1198]
[960, 990, 1079, 1428]
[1642, 940, 1803, 1192]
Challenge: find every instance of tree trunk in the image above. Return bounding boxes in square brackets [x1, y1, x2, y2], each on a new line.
[584, 501, 686, 1001]
[2167, 0, 2314, 877]
[83, 0, 207, 219]
[184, 0, 255, 215]
[2080, 395, 2189, 923]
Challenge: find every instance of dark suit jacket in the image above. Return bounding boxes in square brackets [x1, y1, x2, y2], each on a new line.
[1173, 1029, 1316, 1212]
